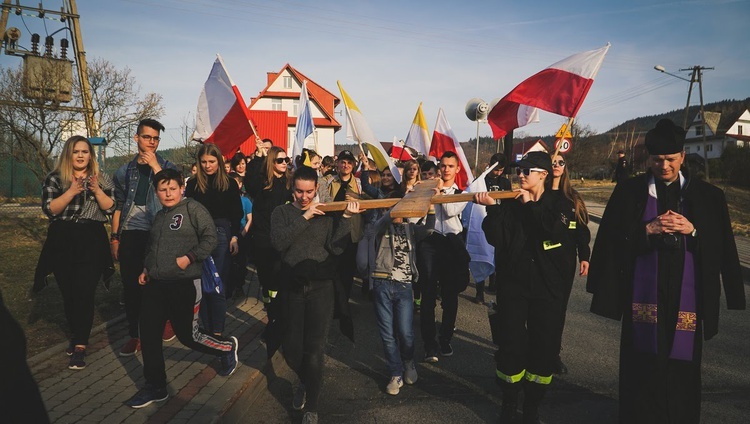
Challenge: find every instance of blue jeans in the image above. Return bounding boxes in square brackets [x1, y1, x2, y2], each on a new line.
[372, 278, 415, 377]
[200, 220, 229, 334]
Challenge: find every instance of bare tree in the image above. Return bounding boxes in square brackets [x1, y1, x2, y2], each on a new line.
[0, 58, 164, 179]
[86, 58, 164, 156]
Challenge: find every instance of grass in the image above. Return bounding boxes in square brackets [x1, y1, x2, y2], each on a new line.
[2, 179, 749, 358]
[0, 215, 123, 358]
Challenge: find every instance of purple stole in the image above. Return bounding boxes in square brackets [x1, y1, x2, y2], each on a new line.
[631, 174, 697, 361]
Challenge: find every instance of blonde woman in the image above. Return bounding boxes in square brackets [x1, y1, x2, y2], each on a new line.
[36, 135, 116, 370]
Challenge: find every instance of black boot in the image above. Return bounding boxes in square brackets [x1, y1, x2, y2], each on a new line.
[474, 281, 485, 304]
[497, 380, 520, 423]
[522, 380, 547, 424]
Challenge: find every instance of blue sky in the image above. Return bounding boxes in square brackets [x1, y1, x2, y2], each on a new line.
[2, 0, 749, 150]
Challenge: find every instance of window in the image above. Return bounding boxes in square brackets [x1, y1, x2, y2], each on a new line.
[283, 76, 292, 89]
[293, 100, 299, 116]
[695, 125, 703, 136]
[738, 125, 743, 135]
[272, 99, 282, 111]
[696, 145, 700, 152]
[706, 144, 713, 152]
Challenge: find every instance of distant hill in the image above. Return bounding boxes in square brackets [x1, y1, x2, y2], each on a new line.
[607, 97, 750, 135]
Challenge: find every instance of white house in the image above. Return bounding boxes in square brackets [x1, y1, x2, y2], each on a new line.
[247, 65, 341, 158]
[723, 109, 750, 149]
[684, 109, 750, 159]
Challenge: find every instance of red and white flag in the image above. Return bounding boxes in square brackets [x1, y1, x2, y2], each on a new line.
[488, 43, 610, 139]
[429, 108, 474, 190]
[192, 55, 255, 155]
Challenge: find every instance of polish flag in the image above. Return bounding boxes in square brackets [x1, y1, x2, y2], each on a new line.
[488, 43, 610, 139]
[192, 55, 255, 155]
[429, 108, 474, 190]
[404, 102, 430, 156]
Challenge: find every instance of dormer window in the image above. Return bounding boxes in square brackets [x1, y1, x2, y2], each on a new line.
[283, 76, 293, 89]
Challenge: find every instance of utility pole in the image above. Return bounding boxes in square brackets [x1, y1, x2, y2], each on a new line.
[654, 64, 714, 181]
[66, 0, 97, 138]
[0, 0, 11, 47]
[680, 65, 714, 181]
[0, 0, 97, 137]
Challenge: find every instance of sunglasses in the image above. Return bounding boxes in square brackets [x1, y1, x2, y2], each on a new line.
[515, 167, 546, 176]
[552, 160, 566, 167]
[274, 157, 291, 164]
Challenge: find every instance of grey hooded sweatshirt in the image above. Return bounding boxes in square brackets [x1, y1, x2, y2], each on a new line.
[144, 198, 217, 281]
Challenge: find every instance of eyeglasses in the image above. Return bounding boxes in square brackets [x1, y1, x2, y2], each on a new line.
[138, 134, 161, 142]
[552, 160, 566, 167]
[274, 157, 291, 164]
[515, 167, 546, 176]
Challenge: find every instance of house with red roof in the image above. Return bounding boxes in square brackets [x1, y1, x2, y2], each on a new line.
[243, 64, 341, 158]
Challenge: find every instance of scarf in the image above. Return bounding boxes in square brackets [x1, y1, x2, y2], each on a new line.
[631, 172, 697, 361]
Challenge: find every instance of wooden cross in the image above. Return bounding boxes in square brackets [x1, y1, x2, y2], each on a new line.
[317, 179, 518, 218]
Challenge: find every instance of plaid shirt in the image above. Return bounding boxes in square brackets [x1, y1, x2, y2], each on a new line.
[42, 171, 116, 222]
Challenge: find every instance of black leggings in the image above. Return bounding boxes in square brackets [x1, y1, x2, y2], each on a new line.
[282, 279, 334, 412]
[54, 263, 100, 346]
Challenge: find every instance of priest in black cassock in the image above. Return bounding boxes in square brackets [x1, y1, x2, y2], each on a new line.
[586, 118, 745, 423]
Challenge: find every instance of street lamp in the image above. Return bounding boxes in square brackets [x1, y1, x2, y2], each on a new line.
[653, 64, 714, 181]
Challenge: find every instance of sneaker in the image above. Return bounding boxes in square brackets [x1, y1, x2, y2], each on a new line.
[65, 342, 75, 356]
[440, 341, 453, 357]
[404, 360, 418, 385]
[218, 336, 239, 377]
[125, 386, 168, 408]
[162, 321, 176, 342]
[386, 376, 403, 395]
[424, 351, 439, 363]
[302, 411, 318, 424]
[292, 383, 307, 410]
[120, 338, 141, 357]
[68, 347, 86, 370]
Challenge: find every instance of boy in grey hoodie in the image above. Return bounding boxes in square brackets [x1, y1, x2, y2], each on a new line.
[125, 169, 239, 409]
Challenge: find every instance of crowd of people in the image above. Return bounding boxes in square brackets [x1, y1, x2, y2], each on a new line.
[24, 118, 744, 424]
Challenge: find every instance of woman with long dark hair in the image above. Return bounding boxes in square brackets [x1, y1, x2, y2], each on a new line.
[37, 135, 116, 370]
[546, 155, 590, 374]
[185, 143, 243, 336]
[245, 145, 293, 344]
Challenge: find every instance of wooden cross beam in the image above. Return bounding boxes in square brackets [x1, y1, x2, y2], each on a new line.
[316, 179, 518, 218]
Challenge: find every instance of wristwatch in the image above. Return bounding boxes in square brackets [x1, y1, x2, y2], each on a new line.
[691, 228, 697, 237]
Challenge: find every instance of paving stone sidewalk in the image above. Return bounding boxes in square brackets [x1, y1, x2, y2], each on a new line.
[30, 274, 279, 424]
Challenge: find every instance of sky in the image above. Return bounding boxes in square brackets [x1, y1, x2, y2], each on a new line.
[2, 0, 749, 151]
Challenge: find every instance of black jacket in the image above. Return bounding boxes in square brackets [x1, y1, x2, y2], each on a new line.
[587, 171, 745, 340]
[482, 191, 570, 298]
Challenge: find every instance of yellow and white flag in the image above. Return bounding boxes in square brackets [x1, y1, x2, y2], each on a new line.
[404, 102, 430, 156]
[337, 81, 401, 183]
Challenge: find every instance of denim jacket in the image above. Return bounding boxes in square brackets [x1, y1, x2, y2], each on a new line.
[113, 153, 176, 234]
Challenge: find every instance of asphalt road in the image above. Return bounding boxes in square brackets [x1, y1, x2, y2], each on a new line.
[249, 221, 750, 424]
